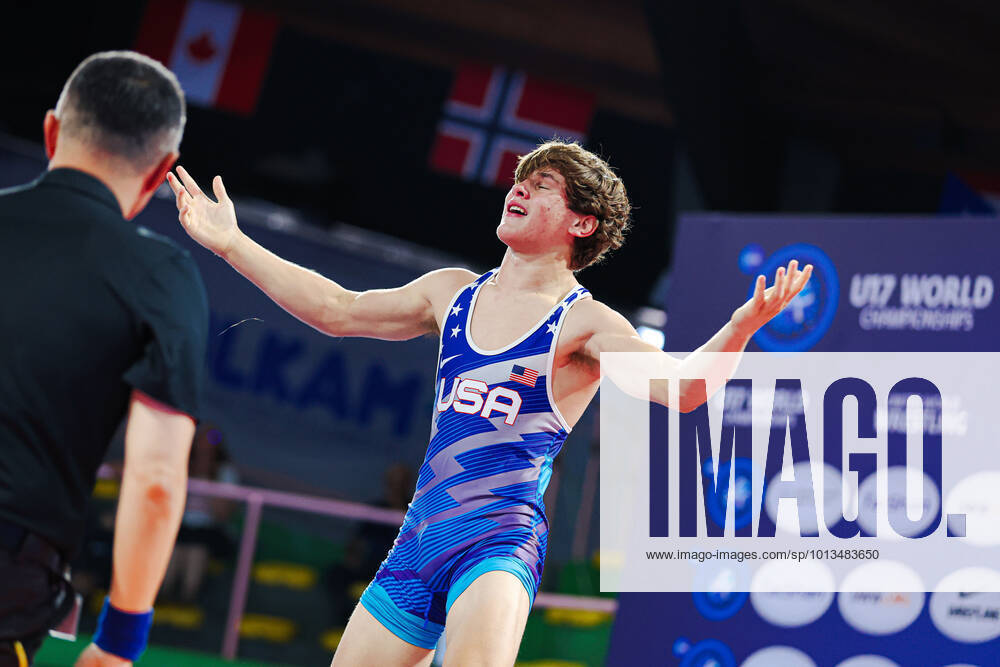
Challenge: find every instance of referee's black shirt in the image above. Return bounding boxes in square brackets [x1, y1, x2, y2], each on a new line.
[0, 168, 208, 556]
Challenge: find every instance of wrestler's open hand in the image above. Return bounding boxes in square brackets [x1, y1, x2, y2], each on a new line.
[166, 166, 240, 257]
[730, 260, 813, 339]
[74, 643, 132, 667]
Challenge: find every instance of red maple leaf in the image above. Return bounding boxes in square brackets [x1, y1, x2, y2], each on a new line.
[187, 32, 217, 63]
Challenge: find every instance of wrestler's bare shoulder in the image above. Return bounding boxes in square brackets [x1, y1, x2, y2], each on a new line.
[423, 266, 479, 292]
[423, 267, 479, 324]
[558, 296, 635, 354]
[424, 267, 479, 298]
[564, 296, 633, 335]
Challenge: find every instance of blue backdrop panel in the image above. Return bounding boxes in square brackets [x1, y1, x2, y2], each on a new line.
[660, 214, 1000, 353]
[607, 213, 1000, 666]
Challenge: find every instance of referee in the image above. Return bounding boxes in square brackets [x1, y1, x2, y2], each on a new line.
[0, 52, 208, 666]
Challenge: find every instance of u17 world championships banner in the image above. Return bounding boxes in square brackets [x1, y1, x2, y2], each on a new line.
[659, 214, 1000, 354]
[605, 214, 1000, 666]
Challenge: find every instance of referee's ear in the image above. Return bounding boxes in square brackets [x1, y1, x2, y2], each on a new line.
[44, 109, 59, 160]
[126, 151, 178, 220]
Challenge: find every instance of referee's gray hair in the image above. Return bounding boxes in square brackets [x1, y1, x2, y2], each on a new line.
[55, 51, 186, 170]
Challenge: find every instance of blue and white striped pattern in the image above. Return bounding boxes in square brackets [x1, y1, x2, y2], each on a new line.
[372, 269, 590, 627]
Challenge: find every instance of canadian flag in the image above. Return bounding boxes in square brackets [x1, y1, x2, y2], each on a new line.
[134, 0, 278, 115]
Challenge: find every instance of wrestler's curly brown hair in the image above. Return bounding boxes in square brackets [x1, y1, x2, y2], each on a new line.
[514, 140, 631, 271]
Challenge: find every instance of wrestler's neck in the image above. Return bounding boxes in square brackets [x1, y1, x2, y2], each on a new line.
[48, 139, 143, 219]
[491, 247, 578, 299]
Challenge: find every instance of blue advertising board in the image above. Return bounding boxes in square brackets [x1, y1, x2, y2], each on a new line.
[607, 213, 1000, 666]
[661, 214, 1000, 353]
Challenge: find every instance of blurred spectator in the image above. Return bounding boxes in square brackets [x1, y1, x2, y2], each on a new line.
[327, 463, 413, 623]
[159, 425, 239, 603]
[357, 463, 413, 574]
[69, 490, 117, 603]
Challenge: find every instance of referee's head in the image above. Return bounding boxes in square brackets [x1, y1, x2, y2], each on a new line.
[45, 51, 186, 219]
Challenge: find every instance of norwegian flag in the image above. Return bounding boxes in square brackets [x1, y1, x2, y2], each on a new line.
[429, 63, 595, 188]
[135, 0, 278, 115]
[940, 171, 1000, 214]
[509, 364, 539, 388]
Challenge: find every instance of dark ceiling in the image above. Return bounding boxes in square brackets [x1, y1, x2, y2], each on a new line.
[250, 0, 1000, 206]
[2, 0, 997, 305]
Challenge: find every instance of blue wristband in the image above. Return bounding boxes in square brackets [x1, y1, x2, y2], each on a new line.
[93, 597, 154, 662]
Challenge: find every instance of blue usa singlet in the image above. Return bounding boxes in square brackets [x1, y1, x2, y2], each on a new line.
[359, 269, 591, 648]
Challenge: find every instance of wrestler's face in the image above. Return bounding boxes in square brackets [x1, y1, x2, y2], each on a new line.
[497, 168, 585, 255]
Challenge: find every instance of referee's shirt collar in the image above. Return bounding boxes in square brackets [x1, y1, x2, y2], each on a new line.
[40, 167, 123, 218]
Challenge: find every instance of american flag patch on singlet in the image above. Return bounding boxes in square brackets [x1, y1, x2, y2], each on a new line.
[509, 364, 539, 387]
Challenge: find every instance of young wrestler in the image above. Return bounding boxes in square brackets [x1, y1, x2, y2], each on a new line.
[167, 141, 809, 666]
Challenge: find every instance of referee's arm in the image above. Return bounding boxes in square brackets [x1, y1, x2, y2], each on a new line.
[111, 390, 195, 611]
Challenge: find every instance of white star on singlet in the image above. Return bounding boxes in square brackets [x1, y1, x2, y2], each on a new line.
[451, 325, 462, 338]
[546, 322, 558, 335]
[451, 304, 463, 317]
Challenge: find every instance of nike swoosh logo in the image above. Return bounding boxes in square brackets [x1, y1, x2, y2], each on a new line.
[440, 354, 461, 367]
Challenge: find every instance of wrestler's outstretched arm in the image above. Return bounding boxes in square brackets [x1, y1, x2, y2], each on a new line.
[166, 167, 473, 340]
[579, 261, 812, 412]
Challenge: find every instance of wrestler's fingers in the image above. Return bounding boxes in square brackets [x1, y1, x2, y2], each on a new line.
[778, 264, 811, 310]
[772, 266, 786, 304]
[791, 264, 813, 294]
[212, 175, 230, 204]
[165, 172, 183, 197]
[179, 204, 196, 230]
[167, 173, 190, 210]
[176, 165, 206, 200]
[783, 260, 798, 301]
[753, 274, 766, 305]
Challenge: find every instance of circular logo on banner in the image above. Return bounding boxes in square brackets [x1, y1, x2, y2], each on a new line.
[738, 243, 766, 274]
[750, 560, 835, 628]
[704, 457, 755, 531]
[741, 645, 816, 667]
[929, 568, 1000, 643]
[676, 638, 736, 667]
[835, 656, 900, 667]
[692, 562, 750, 621]
[745, 243, 839, 351]
[693, 589, 749, 621]
[856, 466, 941, 539]
[945, 471, 1000, 546]
[838, 562, 925, 635]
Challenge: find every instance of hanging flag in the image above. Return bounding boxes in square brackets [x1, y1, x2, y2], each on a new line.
[939, 171, 1000, 214]
[429, 63, 595, 188]
[134, 0, 279, 115]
